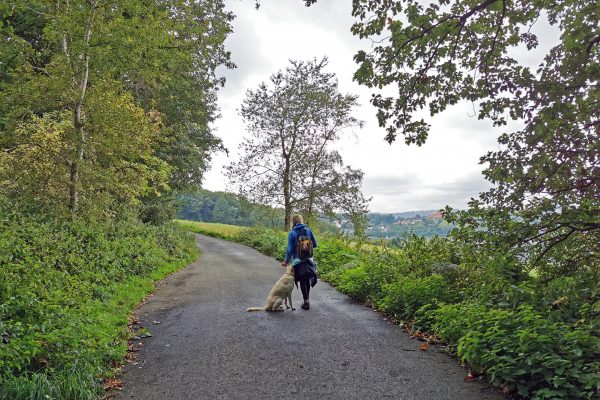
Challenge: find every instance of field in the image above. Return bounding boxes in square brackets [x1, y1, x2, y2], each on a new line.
[174, 220, 247, 239]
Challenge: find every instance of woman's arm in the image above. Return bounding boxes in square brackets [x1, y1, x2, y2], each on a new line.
[284, 231, 295, 264]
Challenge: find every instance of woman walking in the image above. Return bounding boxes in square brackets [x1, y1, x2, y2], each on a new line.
[281, 214, 318, 310]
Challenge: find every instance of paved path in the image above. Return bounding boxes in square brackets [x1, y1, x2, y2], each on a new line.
[118, 234, 501, 400]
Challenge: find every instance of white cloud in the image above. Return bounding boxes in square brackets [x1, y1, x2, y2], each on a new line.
[363, 171, 491, 212]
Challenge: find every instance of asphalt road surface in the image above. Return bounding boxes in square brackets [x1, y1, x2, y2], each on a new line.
[118, 234, 501, 400]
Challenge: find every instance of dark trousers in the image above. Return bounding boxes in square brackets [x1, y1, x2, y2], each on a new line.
[299, 278, 311, 301]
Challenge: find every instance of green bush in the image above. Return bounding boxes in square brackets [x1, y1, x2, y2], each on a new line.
[0, 210, 197, 398]
[396, 234, 461, 274]
[428, 303, 600, 399]
[235, 228, 287, 259]
[336, 265, 373, 301]
[533, 276, 600, 326]
[312, 238, 361, 275]
[377, 275, 456, 320]
[335, 258, 398, 301]
[430, 303, 490, 347]
[457, 305, 599, 400]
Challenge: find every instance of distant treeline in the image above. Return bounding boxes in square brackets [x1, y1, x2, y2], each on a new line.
[179, 190, 452, 239]
[178, 190, 285, 229]
[178, 190, 342, 233]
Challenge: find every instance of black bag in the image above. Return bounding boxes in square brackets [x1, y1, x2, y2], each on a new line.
[296, 228, 313, 260]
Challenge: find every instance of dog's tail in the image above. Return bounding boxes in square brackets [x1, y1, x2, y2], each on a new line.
[246, 306, 267, 312]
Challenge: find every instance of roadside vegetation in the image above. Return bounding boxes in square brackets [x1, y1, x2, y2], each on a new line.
[186, 221, 599, 400]
[0, 201, 197, 400]
[0, 0, 231, 398]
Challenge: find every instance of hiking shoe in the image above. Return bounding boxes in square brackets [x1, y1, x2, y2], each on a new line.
[301, 301, 310, 310]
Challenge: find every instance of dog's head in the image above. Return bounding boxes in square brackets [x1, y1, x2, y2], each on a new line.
[285, 265, 294, 275]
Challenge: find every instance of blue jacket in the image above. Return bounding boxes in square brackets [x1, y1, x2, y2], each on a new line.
[284, 224, 317, 266]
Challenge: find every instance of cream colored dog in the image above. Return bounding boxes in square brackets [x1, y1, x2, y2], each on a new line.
[247, 265, 295, 311]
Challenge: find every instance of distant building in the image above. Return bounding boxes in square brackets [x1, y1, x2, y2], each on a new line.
[398, 219, 418, 225]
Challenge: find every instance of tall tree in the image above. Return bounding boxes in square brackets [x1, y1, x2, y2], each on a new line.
[0, 0, 233, 215]
[226, 58, 368, 230]
[133, 0, 234, 191]
[348, 0, 599, 275]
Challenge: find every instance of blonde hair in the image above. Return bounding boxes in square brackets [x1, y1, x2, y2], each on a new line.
[292, 214, 303, 225]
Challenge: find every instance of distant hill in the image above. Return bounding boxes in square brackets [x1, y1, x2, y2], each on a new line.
[391, 210, 438, 219]
[366, 209, 452, 239]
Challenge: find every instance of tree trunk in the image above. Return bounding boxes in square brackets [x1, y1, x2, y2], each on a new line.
[68, 1, 96, 213]
[283, 154, 292, 230]
[69, 103, 85, 212]
[280, 123, 297, 231]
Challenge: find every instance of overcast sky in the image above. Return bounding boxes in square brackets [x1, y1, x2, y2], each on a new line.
[203, 0, 556, 213]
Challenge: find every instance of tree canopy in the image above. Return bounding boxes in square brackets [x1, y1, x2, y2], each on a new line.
[226, 58, 369, 230]
[346, 0, 599, 276]
[0, 0, 233, 216]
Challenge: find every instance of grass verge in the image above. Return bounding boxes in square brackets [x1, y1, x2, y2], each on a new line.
[0, 213, 198, 400]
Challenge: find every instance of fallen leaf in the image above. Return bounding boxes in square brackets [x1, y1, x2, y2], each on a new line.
[464, 373, 474, 382]
[127, 342, 143, 352]
[103, 378, 123, 391]
[419, 342, 429, 351]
